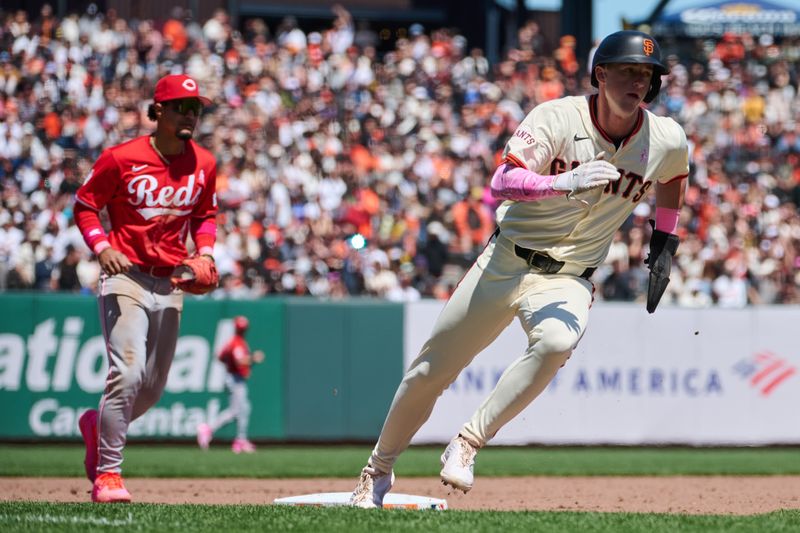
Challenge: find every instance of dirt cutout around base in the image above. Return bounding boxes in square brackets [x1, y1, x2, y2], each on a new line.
[2, 476, 799, 515]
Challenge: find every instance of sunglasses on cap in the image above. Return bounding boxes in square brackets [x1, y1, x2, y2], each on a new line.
[165, 98, 203, 116]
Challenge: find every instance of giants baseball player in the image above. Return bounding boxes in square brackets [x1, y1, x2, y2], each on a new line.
[196, 316, 264, 453]
[351, 30, 689, 508]
[74, 74, 219, 503]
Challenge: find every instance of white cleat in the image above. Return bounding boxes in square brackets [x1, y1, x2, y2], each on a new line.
[349, 464, 395, 508]
[440, 435, 478, 493]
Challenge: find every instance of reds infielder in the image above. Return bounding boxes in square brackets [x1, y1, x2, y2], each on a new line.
[351, 30, 689, 508]
[73, 74, 218, 503]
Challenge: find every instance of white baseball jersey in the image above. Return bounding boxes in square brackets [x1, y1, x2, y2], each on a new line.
[497, 95, 689, 267]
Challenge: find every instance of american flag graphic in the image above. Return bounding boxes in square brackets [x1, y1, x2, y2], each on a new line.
[733, 351, 797, 396]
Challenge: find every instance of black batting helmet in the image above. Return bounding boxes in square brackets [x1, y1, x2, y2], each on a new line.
[590, 30, 669, 103]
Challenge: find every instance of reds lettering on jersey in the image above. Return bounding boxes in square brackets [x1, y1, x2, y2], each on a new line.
[497, 94, 689, 267]
[75, 135, 218, 266]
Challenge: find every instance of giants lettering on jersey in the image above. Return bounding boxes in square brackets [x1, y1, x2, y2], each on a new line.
[513, 125, 535, 146]
[128, 170, 205, 220]
[607, 169, 651, 202]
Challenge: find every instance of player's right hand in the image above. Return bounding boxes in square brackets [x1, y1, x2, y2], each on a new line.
[98, 248, 133, 275]
[552, 152, 621, 193]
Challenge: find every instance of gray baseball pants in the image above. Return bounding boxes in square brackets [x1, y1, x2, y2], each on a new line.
[96, 270, 183, 474]
[210, 374, 251, 440]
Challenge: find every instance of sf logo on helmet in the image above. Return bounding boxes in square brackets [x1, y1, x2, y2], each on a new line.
[642, 39, 655, 56]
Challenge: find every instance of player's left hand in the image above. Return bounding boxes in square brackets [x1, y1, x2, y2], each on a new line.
[171, 255, 219, 294]
[252, 350, 265, 364]
[645, 220, 679, 313]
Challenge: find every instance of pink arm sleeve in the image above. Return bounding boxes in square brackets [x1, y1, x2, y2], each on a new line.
[73, 202, 111, 254]
[654, 207, 680, 234]
[490, 164, 563, 202]
[191, 216, 217, 256]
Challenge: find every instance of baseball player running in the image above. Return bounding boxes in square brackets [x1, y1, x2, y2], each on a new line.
[74, 74, 219, 503]
[351, 30, 689, 508]
[196, 316, 264, 453]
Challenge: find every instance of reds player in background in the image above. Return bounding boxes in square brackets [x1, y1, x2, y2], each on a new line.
[74, 74, 218, 503]
[196, 316, 265, 453]
[351, 30, 689, 508]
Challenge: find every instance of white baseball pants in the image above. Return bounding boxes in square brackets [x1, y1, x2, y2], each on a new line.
[369, 232, 593, 473]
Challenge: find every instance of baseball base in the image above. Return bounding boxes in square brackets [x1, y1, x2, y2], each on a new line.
[273, 492, 447, 510]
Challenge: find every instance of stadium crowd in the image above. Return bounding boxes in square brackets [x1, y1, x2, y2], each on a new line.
[0, 4, 799, 306]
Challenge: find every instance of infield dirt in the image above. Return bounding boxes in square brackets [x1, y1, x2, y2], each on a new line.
[2, 476, 800, 514]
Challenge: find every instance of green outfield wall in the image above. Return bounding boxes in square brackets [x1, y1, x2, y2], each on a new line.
[0, 293, 403, 442]
[284, 300, 403, 440]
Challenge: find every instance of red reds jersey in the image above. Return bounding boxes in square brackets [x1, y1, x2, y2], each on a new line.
[75, 135, 218, 267]
[218, 335, 253, 379]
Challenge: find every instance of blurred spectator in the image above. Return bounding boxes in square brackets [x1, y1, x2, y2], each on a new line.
[162, 7, 189, 54]
[34, 244, 57, 289]
[601, 259, 638, 302]
[451, 188, 493, 256]
[56, 244, 82, 291]
[553, 34, 578, 75]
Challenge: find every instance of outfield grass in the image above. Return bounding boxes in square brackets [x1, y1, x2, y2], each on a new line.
[1, 502, 799, 533]
[1, 444, 799, 478]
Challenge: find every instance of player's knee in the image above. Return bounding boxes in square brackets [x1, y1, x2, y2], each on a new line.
[117, 366, 146, 390]
[543, 348, 573, 369]
[530, 331, 578, 359]
[403, 359, 457, 391]
[137, 389, 163, 412]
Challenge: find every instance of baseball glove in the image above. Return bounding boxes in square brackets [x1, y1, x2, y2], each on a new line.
[644, 220, 679, 314]
[171, 255, 218, 295]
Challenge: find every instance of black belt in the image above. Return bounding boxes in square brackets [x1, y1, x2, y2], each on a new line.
[493, 229, 596, 279]
[131, 264, 177, 278]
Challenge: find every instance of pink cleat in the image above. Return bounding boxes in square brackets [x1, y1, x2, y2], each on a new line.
[78, 409, 98, 482]
[231, 438, 256, 454]
[197, 423, 212, 450]
[92, 472, 132, 503]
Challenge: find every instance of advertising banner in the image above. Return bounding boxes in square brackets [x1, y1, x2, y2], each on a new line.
[0, 294, 285, 440]
[406, 301, 800, 445]
[652, 0, 800, 37]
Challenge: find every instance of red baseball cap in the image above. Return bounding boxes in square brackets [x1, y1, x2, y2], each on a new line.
[154, 74, 212, 106]
[234, 316, 249, 331]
